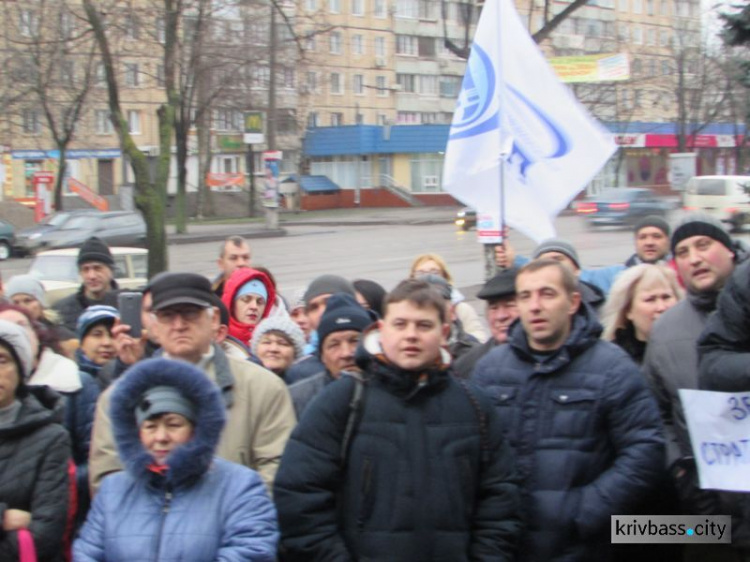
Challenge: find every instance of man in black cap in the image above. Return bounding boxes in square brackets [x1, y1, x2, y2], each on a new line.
[454, 267, 519, 379]
[53, 237, 119, 333]
[288, 293, 373, 418]
[89, 272, 296, 495]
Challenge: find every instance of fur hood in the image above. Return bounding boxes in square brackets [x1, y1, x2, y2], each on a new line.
[221, 268, 277, 345]
[110, 358, 226, 490]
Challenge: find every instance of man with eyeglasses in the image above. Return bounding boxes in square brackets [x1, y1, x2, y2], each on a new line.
[88, 273, 296, 495]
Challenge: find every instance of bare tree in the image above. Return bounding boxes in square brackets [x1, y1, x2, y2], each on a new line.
[82, 0, 179, 275]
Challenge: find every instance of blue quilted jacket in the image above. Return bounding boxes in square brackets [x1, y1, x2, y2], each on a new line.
[73, 358, 278, 561]
[473, 304, 665, 562]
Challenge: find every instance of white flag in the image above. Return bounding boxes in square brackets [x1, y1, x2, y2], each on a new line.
[442, 0, 617, 243]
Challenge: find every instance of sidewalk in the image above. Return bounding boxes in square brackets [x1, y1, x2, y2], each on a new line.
[167, 206, 460, 245]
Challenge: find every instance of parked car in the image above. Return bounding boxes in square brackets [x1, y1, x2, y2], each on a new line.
[575, 188, 670, 227]
[28, 247, 148, 305]
[0, 219, 15, 260]
[14, 210, 99, 255]
[14, 210, 146, 255]
[455, 207, 477, 231]
[683, 175, 750, 232]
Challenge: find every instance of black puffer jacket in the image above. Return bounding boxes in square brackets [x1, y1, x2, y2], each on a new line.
[473, 303, 665, 562]
[0, 387, 71, 562]
[52, 282, 119, 334]
[699, 258, 750, 391]
[274, 328, 522, 562]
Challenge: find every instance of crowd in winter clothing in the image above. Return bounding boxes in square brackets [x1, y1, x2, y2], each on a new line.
[1, 210, 750, 561]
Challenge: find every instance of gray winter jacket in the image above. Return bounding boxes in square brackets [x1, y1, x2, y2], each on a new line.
[642, 292, 716, 466]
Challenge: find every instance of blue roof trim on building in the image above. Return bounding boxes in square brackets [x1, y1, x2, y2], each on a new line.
[303, 122, 746, 157]
[299, 175, 341, 193]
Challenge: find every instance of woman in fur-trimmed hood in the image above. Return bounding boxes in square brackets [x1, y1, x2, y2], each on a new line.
[222, 268, 277, 352]
[74, 358, 279, 561]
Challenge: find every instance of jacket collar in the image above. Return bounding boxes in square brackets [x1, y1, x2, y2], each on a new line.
[508, 301, 603, 373]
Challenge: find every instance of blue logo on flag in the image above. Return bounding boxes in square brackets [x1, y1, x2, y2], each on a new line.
[448, 44, 572, 181]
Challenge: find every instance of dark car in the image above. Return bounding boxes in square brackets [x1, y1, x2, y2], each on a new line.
[15, 210, 146, 253]
[14, 210, 99, 255]
[455, 207, 477, 231]
[0, 219, 15, 260]
[575, 188, 670, 227]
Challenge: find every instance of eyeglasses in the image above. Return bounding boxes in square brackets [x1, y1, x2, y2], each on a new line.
[152, 306, 207, 323]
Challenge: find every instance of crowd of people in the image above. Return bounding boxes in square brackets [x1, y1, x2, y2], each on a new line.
[0, 211, 748, 561]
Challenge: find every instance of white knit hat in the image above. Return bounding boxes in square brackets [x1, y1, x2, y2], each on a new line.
[0, 319, 34, 381]
[251, 314, 306, 359]
[5, 275, 47, 307]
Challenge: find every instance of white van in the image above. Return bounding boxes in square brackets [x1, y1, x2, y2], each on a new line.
[683, 175, 750, 232]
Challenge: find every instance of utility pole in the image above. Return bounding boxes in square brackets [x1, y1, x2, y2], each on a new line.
[265, 2, 279, 229]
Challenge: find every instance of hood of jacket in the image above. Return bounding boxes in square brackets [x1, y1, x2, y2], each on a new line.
[221, 268, 277, 345]
[507, 299, 603, 372]
[29, 347, 82, 393]
[110, 358, 226, 490]
[356, 325, 452, 400]
[0, 385, 64, 439]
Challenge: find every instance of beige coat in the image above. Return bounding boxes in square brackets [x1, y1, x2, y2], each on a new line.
[89, 346, 296, 495]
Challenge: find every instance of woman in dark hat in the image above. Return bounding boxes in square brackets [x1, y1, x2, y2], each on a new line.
[74, 358, 278, 561]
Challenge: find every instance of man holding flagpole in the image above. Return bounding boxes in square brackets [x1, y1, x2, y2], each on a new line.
[442, 0, 616, 268]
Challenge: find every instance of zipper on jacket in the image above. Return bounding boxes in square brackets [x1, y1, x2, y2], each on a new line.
[404, 378, 428, 401]
[153, 489, 173, 561]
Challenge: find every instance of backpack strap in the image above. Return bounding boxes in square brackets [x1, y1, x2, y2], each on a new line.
[340, 371, 367, 469]
[456, 378, 491, 467]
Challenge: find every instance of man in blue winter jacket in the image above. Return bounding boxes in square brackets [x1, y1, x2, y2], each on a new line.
[473, 259, 665, 562]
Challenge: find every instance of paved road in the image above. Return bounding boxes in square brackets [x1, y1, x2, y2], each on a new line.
[2, 209, 685, 306]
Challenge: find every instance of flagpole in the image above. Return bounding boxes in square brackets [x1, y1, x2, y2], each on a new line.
[497, 0, 506, 270]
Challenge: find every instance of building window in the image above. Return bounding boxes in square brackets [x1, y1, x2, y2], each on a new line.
[632, 59, 642, 74]
[418, 36, 437, 57]
[632, 26, 642, 44]
[352, 34, 364, 54]
[396, 73, 416, 93]
[633, 0, 642, 12]
[396, 0, 418, 18]
[60, 10, 75, 40]
[617, 23, 629, 41]
[376, 75, 387, 96]
[397, 111, 419, 123]
[95, 110, 113, 134]
[125, 14, 140, 40]
[662, 60, 671, 75]
[127, 110, 141, 134]
[378, 114, 388, 125]
[618, 0, 628, 10]
[252, 66, 270, 89]
[329, 0, 340, 13]
[214, 109, 243, 131]
[308, 112, 318, 127]
[374, 36, 386, 57]
[330, 31, 342, 54]
[306, 71, 317, 92]
[124, 63, 140, 87]
[620, 90, 632, 110]
[396, 35, 418, 56]
[330, 72, 342, 94]
[277, 109, 298, 135]
[374, 0, 386, 17]
[419, 75, 438, 96]
[660, 29, 670, 46]
[351, 0, 364, 16]
[19, 10, 39, 38]
[353, 74, 364, 94]
[440, 76, 461, 98]
[646, 0, 654, 14]
[59, 61, 75, 87]
[156, 64, 165, 87]
[305, 33, 317, 51]
[306, 0, 317, 11]
[647, 28, 656, 45]
[331, 112, 343, 126]
[419, 0, 436, 20]
[22, 109, 41, 134]
[660, 0, 669, 14]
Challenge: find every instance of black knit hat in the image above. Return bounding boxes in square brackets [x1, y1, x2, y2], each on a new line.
[150, 273, 215, 311]
[417, 273, 452, 300]
[671, 213, 733, 255]
[317, 294, 373, 352]
[634, 215, 670, 237]
[77, 237, 115, 268]
[477, 267, 519, 300]
[303, 275, 355, 305]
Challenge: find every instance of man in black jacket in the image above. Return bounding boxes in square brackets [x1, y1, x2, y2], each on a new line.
[454, 267, 519, 378]
[274, 279, 521, 562]
[53, 237, 119, 333]
[474, 259, 664, 562]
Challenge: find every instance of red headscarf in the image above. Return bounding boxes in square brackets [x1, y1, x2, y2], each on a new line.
[221, 268, 277, 346]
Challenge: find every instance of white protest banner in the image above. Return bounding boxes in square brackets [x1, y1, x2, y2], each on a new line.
[680, 388, 750, 492]
[442, 0, 616, 243]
